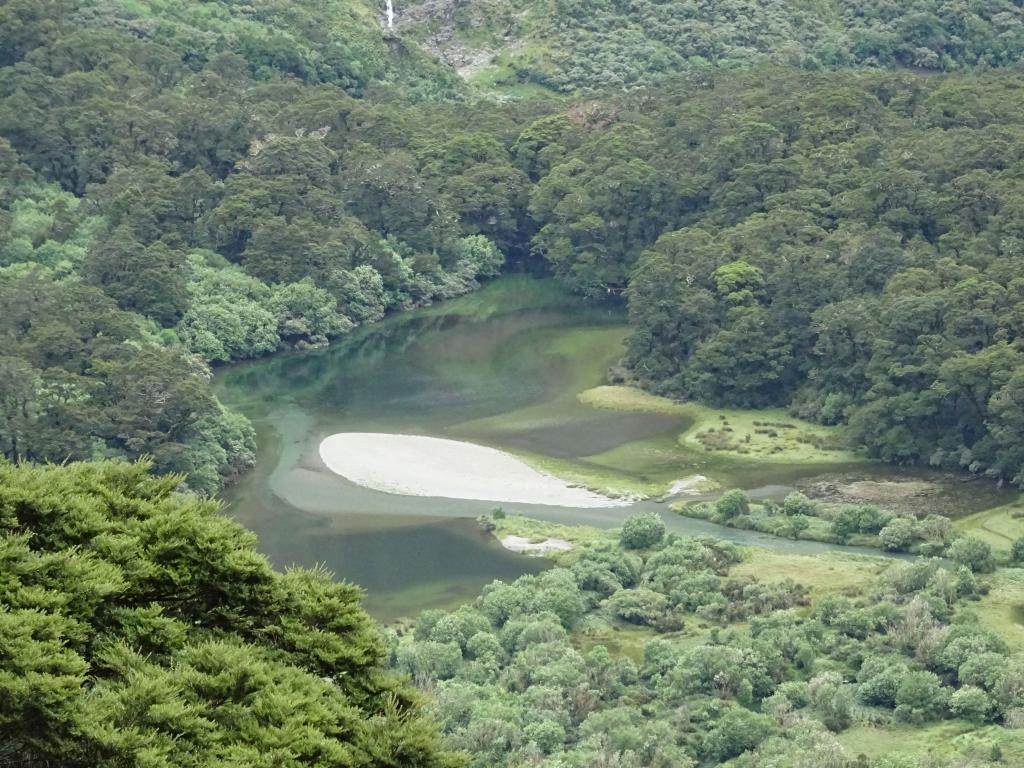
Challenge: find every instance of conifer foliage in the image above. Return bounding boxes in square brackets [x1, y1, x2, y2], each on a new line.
[0, 459, 462, 768]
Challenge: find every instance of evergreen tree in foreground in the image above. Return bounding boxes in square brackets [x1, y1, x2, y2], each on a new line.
[0, 459, 462, 767]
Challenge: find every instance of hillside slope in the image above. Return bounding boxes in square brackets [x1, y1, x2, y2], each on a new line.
[396, 0, 1024, 93]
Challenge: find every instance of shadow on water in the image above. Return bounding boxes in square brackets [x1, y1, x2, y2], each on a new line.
[217, 276, 1016, 619]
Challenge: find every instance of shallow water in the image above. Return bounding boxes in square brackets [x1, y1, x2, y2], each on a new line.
[217, 276, 1016, 619]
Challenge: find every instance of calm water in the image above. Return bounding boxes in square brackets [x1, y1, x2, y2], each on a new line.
[216, 276, 1015, 619]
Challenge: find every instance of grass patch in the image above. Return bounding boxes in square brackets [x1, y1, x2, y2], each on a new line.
[732, 549, 890, 600]
[574, 621, 666, 663]
[577, 387, 864, 489]
[680, 405, 858, 464]
[972, 567, 1024, 646]
[956, 501, 1024, 551]
[491, 514, 616, 556]
[513, 449, 666, 500]
[578, 385, 689, 415]
[838, 721, 1024, 764]
[578, 385, 861, 467]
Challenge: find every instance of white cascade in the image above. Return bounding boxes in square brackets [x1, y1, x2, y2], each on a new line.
[386, 0, 394, 29]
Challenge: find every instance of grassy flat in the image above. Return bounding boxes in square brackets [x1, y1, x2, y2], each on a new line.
[678, 404, 859, 464]
[578, 385, 861, 465]
[732, 549, 890, 600]
[955, 501, 1024, 551]
[491, 514, 615, 555]
[512, 449, 669, 500]
[577, 385, 690, 415]
[972, 568, 1024, 646]
[837, 721, 1023, 763]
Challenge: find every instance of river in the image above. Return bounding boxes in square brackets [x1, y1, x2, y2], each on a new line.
[216, 276, 1016, 620]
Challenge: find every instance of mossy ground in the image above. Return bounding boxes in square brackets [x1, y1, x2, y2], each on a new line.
[512, 450, 670, 499]
[680, 405, 858, 463]
[563, 385, 866, 497]
[577, 385, 688, 415]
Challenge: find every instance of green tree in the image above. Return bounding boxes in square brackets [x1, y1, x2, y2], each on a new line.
[949, 685, 992, 724]
[895, 671, 948, 724]
[715, 490, 751, 521]
[702, 707, 776, 761]
[948, 536, 997, 574]
[619, 511, 666, 549]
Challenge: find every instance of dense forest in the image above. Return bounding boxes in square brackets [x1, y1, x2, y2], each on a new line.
[6, 2, 1024, 492]
[0, 0, 533, 492]
[5, 0, 1024, 765]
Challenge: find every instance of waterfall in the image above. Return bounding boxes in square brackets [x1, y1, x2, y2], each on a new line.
[386, 0, 394, 29]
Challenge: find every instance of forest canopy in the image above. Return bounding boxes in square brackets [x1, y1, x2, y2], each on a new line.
[7, 2, 1024, 491]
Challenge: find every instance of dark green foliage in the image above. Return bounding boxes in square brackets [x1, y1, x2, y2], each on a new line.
[543, 70, 1024, 486]
[0, 1, 518, 492]
[0, 460, 461, 767]
[0, 271, 254, 494]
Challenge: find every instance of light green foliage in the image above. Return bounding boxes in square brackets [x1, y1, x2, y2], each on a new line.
[0, 460, 459, 767]
[715, 489, 751, 521]
[179, 258, 280, 361]
[880, 518, 921, 552]
[619, 511, 666, 549]
[948, 536, 997, 574]
[949, 686, 993, 724]
[809, 672, 855, 732]
[895, 671, 949, 724]
[456, 235, 505, 279]
[783, 492, 818, 517]
[179, 255, 358, 362]
[0, 183, 96, 269]
[713, 260, 766, 305]
[271, 278, 354, 345]
[392, 522, 1021, 766]
[604, 587, 675, 629]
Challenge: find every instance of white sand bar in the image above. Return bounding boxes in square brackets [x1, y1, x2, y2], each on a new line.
[319, 433, 629, 508]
